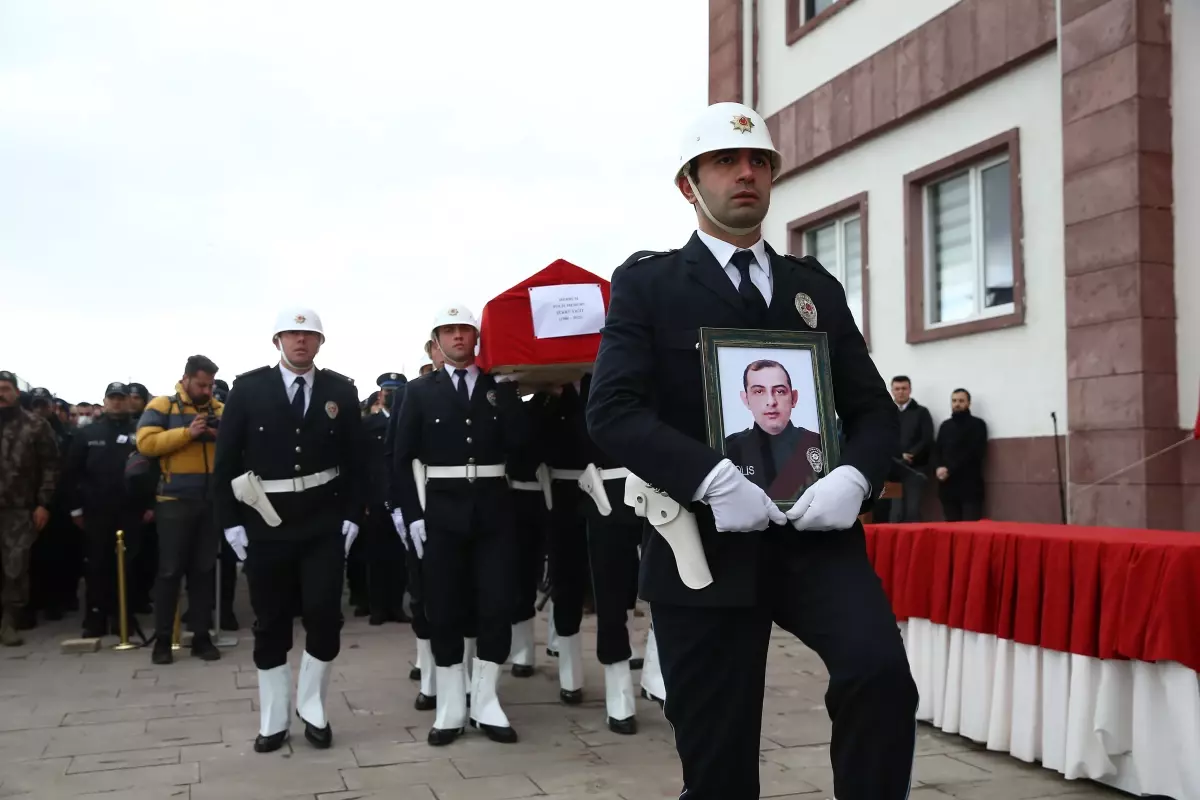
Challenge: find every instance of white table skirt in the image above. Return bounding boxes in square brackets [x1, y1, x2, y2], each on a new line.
[900, 618, 1200, 799]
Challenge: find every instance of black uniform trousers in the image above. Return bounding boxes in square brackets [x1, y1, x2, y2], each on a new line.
[510, 489, 546, 625]
[347, 531, 368, 607]
[365, 505, 407, 617]
[651, 525, 918, 800]
[152, 499, 217, 640]
[583, 480, 642, 665]
[423, 482, 516, 667]
[30, 510, 79, 612]
[548, 481, 589, 638]
[406, 549, 431, 640]
[83, 511, 143, 617]
[244, 512, 345, 670]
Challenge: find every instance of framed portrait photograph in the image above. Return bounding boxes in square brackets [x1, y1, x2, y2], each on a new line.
[699, 327, 840, 510]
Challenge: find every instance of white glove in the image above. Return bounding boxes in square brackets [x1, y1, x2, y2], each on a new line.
[391, 508, 406, 539]
[694, 459, 787, 532]
[342, 520, 359, 556]
[493, 374, 521, 384]
[408, 519, 426, 560]
[785, 465, 871, 531]
[224, 526, 248, 561]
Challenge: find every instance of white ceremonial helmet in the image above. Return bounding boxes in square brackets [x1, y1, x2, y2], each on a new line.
[272, 307, 326, 344]
[675, 102, 782, 237]
[430, 304, 479, 336]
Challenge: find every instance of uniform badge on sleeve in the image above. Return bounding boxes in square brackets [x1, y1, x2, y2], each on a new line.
[806, 446, 824, 474]
[486, 389, 498, 407]
[794, 293, 818, 328]
[325, 401, 339, 419]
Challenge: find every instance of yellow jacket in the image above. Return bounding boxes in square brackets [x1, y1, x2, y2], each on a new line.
[135, 383, 225, 501]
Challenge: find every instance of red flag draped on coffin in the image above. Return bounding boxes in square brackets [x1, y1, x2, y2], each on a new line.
[477, 259, 611, 374]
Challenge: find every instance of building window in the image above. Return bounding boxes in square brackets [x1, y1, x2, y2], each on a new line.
[904, 129, 1024, 344]
[788, 192, 870, 347]
[786, 0, 859, 46]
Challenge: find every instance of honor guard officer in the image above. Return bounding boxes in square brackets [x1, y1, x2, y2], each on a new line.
[504, 401, 550, 679]
[390, 304, 529, 746]
[362, 372, 409, 626]
[213, 307, 364, 754]
[585, 102, 915, 800]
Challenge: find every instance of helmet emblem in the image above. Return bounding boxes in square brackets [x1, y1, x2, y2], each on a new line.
[448, 308, 459, 316]
[294, 314, 306, 323]
[731, 114, 754, 133]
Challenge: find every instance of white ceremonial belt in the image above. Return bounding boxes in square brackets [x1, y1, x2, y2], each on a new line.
[509, 480, 542, 492]
[260, 467, 340, 494]
[426, 463, 507, 480]
[598, 467, 630, 481]
[550, 468, 585, 481]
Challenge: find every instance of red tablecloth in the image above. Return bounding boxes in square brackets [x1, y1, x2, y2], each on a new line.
[864, 522, 1200, 673]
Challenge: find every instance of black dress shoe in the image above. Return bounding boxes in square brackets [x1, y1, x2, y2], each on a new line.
[254, 730, 288, 753]
[388, 609, 411, 623]
[640, 688, 664, 709]
[630, 657, 644, 671]
[470, 719, 518, 743]
[427, 726, 462, 746]
[409, 666, 421, 681]
[368, 613, 386, 626]
[151, 642, 173, 665]
[298, 712, 332, 749]
[353, 605, 370, 618]
[511, 664, 534, 678]
[608, 716, 638, 735]
[559, 689, 583, 705]
[191, 636, 221, 661]
[414, 692, 436, 711]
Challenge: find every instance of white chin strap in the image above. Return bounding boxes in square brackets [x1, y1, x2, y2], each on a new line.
[686, 173, 758, 237]
[276, 337, 317, 372]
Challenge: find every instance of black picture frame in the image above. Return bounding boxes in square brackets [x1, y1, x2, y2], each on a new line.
[699, 327, 840, 510]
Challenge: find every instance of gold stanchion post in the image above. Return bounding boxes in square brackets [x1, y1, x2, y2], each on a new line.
[112, 530, 137, 651]
[171, 591, 183, 650]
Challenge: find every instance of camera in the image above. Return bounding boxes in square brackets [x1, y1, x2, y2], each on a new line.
[205, 414, 220, 429]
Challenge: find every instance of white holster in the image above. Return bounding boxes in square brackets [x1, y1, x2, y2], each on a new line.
[624, 474, 712, 590]
[231, 472, 283, 527]
[578, 463, 612, 516]
[412, 458, 427, 512]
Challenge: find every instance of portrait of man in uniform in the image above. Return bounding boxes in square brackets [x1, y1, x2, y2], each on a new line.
[703, 335, 838, 507]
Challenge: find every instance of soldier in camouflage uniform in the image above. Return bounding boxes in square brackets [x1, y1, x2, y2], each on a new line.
[0, 371, 60, 646]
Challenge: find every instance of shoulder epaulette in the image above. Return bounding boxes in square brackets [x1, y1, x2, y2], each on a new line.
[320, 368, 355, 385]
[619, 249, 675, 269]
[234, 365, 273, 381]
[782, 252, 837, 282]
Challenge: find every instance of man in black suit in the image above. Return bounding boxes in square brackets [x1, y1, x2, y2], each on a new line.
[362, 372, 409, 626]
[887, 375, 934, 522]
[585, 101, 915, 800]
[723, 358, 825, 501]
[212, 307, 363, 755]
[390, 304, 529, 747]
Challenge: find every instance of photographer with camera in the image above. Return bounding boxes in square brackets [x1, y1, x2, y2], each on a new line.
[135, 355, 224, 664]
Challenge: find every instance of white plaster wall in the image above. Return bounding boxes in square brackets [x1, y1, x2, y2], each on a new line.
[763, 51, 1066, 439]
[1173, 1, 1199, 432]
[756, 0, 962, 117]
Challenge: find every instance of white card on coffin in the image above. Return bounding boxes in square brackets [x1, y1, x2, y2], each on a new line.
[528, 283, 605, 339]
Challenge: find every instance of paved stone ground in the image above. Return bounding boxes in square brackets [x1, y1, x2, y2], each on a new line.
[0, 591, 1130, 799]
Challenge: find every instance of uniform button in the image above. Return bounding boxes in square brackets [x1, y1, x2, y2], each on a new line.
[465, 418, 472, 426]
[258, 426, 264, 432]
[295, 446, 302, 453]
[468, 457, 476, 464]
[294, 464, 301, 472]
[466, 437, 473, 444]
[435, 418, 440, 424]
[295, 428, 301, 435]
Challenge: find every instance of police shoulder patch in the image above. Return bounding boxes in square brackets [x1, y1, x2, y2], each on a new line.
[234, 365, 273, 382]
[619, 249, 676, 270]
[320, 368, 355, 386]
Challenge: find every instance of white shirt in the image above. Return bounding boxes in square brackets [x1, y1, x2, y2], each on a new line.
[444, 363, 480, 400]
[279, 363, 315, 416]
[696, 228, 773, 306]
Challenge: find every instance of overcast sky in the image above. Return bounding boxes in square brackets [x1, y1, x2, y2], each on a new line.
[1, 1, 707, 402]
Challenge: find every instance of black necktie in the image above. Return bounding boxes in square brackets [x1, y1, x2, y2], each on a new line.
[292, 376, 306, 420]
[454, 369, 469, 404]
[731, 250, 768, 320]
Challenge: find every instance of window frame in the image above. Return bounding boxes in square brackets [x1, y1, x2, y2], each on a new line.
[786, 0, 859, 46]
[904, 129, 1025, 344]
[787, 192, 871, 349]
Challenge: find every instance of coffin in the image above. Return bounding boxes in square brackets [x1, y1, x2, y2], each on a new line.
[477, 259, 611, 389]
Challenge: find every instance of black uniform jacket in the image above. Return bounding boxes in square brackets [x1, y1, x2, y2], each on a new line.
[389, 367, 528, 534]
[528, 385, 589, 473]
[585, 232, 900, 607]
[63, 414, 139, 515]
[362, 410, 391, 508]
[724, 421, 824, 501]
[212, 364, 364, 540]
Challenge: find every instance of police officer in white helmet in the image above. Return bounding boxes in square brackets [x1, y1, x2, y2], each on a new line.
[212, 307, 365, 754]
[585, 102, 914, 799]
[389, 303, 529, 747]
